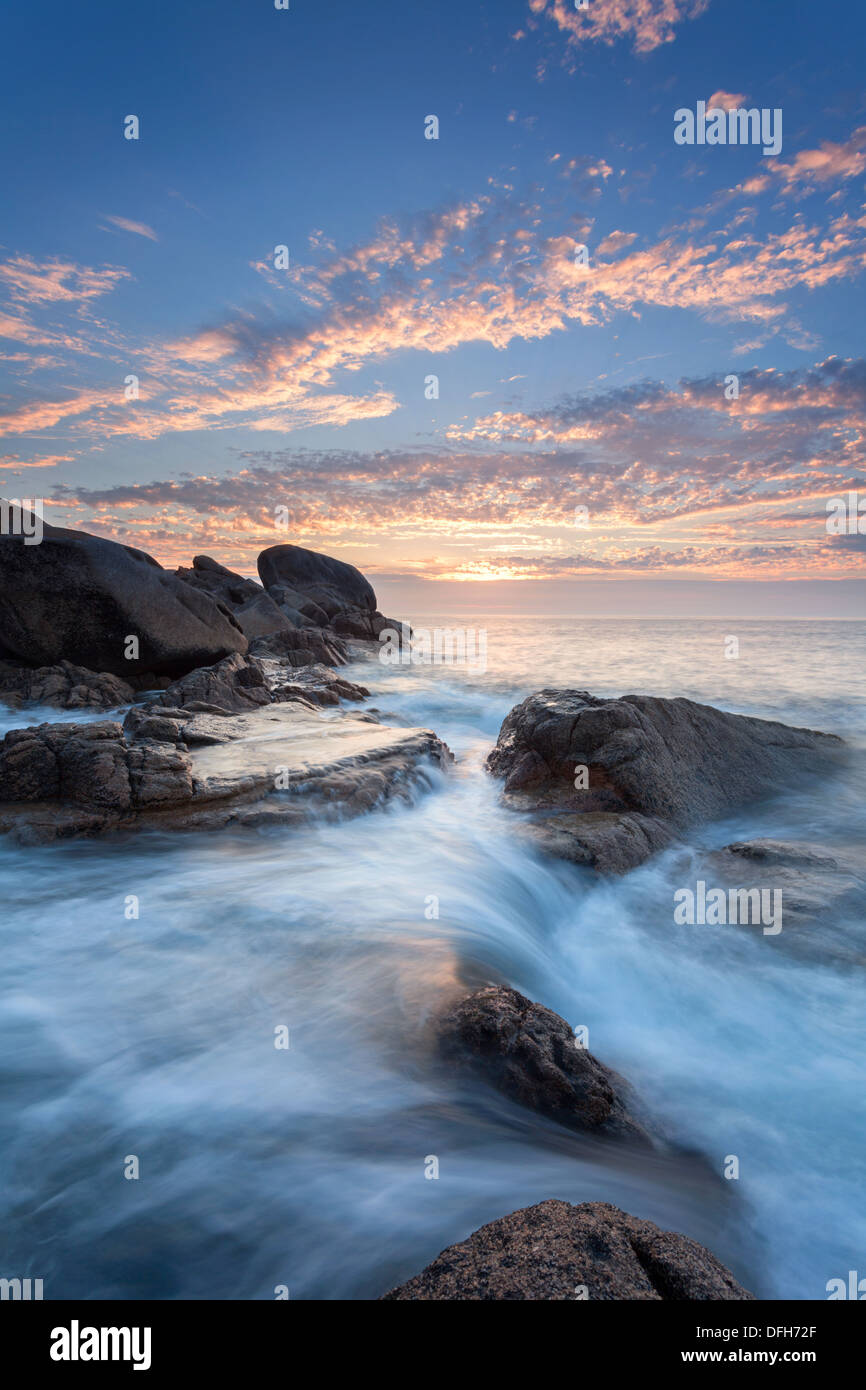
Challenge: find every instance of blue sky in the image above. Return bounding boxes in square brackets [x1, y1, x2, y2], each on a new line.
[1, 0, 865, 613]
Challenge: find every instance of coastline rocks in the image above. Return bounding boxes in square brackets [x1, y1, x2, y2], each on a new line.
[258, 543, 376, 618]
[175, 555, 301, 641]
[438, 986, 650, 1144]
[122, 653, 369, 727]
[382, 1200, 754, 1300]
[0, 720, 193, 813]
[248, 626, 348, 669]
[0, 517, 247, 677]
[0, 706, 452, 843]
[257, 542, 402, 641]
[487, 690, 844, 873]
[0, 659, 135, 711]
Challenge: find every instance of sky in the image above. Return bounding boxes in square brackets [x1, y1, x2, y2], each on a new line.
[1, 0, 865, 616]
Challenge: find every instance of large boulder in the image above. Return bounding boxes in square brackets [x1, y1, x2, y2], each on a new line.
[0, 513, 247, 677]
[256, 543, 407, 642]
[257, 543, 376, 619]
[438, 986, 649, 1144]
[487, 690, 844, 873]
[381, 1200, 754, 1300]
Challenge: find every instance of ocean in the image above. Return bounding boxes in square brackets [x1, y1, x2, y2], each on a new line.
[1, 616, 864, 1299]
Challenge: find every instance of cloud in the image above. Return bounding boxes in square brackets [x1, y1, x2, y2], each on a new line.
[772, 126, 866, 193]
[40, 354, 865, 581]
[3, 181, 866, 448]
[0, 255, 130, 306]
[595, 230, 638, 257]
[527, 0, 710, 55]
[103, 215, 159, 241]
[705, 91, 748, 111]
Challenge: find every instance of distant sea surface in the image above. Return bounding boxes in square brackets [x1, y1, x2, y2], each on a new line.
[1, 617, 864, 1299]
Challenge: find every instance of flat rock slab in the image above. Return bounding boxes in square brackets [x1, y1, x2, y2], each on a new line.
[487, 689, 844, 873]
[0, 705, 451, 843]
[381, 1199, 754, 1300]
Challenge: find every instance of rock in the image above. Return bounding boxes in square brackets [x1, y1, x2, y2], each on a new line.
[248, 627, 348, 669]
[0, 659, 135, 710]
[266, 583, 330, 629]
[437, 985, 649, 1144]
[487, 690, 844, 873]
[331, 609, 406, 641]
[267, 662, 370, 707]
[144, 652, 273, 715]
[122, 653, 369, 729]
[258, 543, 376, 618]
[0, 721, 193, 812]
[0, 513, 247, 677]
[699, 838, 864, 960]
[256, 542, 402, 642]
[381, 1199, 754, 1300]
[175, 556, 297, 641]
[0, 705, 452, 843]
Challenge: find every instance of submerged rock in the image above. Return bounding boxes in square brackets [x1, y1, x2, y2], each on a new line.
[0, 514, 247, 677]
[700, 838, 864, 960]
[381, 1199, 754, 1300]
[487, 689, 844, 873]
[438, 985, 650, 1144]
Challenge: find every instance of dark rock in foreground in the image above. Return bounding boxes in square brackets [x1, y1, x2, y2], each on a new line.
[438, 986, 650, 1144]
[0, 515, 248, 677]
[487, 690, 844, 873]
[382, 1199, 754, 1300]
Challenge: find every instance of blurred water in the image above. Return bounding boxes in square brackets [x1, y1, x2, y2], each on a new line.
[0, 617, 863, 1299]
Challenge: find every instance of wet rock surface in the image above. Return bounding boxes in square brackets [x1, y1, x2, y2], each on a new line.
[487, 689, 844, 873]
[437, 985, 650, 1144]
[0, 705, 452, 843]
[0, 659, 136, 710]
[382, 1199, 754, 1300]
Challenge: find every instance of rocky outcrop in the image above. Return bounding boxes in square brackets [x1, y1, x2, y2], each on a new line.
[381, 1200, 754, 1300]
[438, 986, 649, 1144]
[121, 651, 369, 723]
[0, 514, 247, 677]
[175, 555, 303, 641]
[0, 706, 452, 844]
[487, 690, 844, 873]
[248, 626, 348, 668]
[258, 543, 376, 617]
[257, 542, 403, 641]
[0, 659, 135, 711]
